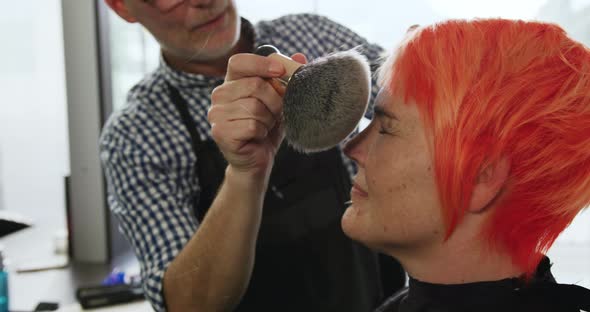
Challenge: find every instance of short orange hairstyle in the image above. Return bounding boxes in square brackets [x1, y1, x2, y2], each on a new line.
[380, 19, 590, 274]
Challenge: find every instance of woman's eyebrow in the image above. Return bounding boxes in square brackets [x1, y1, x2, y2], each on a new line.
[374, 105, 399, 121]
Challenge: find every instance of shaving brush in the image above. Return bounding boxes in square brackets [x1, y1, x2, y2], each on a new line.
[255, 45, 371, 153]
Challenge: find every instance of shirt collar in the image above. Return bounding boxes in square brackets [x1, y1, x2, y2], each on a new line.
[159, 17, 257, 90]
[404, 256, 556, 308]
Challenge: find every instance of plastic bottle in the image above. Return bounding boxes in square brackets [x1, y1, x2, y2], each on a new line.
[0, 248, 8, 312]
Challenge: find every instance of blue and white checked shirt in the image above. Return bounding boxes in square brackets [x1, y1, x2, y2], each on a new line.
[100, 13, 384, 311]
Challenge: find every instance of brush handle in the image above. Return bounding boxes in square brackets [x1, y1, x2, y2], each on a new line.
[255, 45, 304, 95]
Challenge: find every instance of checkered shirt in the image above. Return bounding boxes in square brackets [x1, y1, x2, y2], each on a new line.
[99, 13, 384, 311]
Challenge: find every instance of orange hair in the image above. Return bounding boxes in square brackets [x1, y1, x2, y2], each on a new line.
[381, 19, 590, 274]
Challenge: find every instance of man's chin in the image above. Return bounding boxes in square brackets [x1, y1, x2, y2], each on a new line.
[183, 26, 240, 62]
[184, 37, 235, 61]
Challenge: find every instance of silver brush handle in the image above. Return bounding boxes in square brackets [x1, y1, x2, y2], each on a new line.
[255, 45, 304, 86]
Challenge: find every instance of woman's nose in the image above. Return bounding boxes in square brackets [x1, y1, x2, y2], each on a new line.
[343, 129, 368, 167]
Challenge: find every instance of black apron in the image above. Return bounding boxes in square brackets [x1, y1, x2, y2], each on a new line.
[168, 82, 401, 311]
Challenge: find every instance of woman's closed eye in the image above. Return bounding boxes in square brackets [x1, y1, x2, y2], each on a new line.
[378, 126, 391, 135]
[377, 118, 399, 136]
[373, 105, 399, 136]
[378, 125, 398, 136]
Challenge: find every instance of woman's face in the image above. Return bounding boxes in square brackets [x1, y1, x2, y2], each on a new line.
[342, 89, 445, 255]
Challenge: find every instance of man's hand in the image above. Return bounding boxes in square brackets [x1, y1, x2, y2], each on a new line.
[208, 53, 307, 178]
[164, 52, 308, 311]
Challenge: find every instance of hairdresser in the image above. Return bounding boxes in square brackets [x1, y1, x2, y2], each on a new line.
[100, 1, 404, 311]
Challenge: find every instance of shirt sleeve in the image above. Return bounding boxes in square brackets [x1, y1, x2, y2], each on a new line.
[99, 121, 198, 312]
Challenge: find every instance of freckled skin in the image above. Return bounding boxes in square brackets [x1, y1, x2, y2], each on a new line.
[342, 90, 445, 255]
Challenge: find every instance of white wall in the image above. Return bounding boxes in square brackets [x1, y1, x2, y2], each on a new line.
[0, 1, 68, 230]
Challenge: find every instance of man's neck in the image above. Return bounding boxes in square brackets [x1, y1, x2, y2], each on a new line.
[163, 51, 229, 77]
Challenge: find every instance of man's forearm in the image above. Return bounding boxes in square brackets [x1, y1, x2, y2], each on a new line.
[162, 166, 269, 311]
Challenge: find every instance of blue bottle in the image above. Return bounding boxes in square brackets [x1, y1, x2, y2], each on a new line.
[0, 249, 7, 312]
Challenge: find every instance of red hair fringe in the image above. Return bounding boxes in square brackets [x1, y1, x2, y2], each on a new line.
[382, 19, 590, 274]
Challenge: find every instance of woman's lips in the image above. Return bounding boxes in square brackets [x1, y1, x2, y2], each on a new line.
[351, 183, 369, 198]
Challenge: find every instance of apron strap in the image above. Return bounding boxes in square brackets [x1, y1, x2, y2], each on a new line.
[166, 81, 203, 156]
[166, 81, 226, 222]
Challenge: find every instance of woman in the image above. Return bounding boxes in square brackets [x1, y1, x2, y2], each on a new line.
[342, 19, 590, 312]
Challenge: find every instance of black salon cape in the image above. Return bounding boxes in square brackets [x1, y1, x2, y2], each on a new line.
[375, 257, 590, 312]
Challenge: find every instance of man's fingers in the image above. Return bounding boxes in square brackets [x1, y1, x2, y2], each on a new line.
[208, 97, 278, 134]
[225, 53, 286, 81]
[231, 98, 277, 132]
[211, 78, 283, 118]
[211, 119, 270, 151]
[290, 53, 308, 65]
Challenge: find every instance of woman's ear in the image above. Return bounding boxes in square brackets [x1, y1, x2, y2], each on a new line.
[104, 0, 138, 23]
[468, 156, 510, 213]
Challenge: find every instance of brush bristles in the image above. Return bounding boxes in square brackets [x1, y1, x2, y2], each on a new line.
[283, 49, 371, 153]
